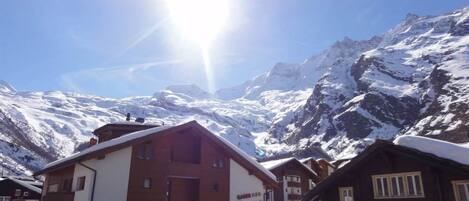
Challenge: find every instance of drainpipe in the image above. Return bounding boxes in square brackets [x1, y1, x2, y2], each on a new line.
[78, 162, 97, 201]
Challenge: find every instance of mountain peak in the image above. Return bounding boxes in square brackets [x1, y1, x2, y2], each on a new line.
[0, 80, 16, 93]
[164, 84, 212, 99]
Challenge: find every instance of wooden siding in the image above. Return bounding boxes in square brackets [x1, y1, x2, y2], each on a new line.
[126, 128, 230, 201]
[270, 161, 317, 201]
[41, 166, 75, 201]
[314, 147, 469, 201]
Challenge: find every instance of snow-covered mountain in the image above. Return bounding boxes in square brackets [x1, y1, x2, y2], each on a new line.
[0, 6, 468, 175]
[271, 7, 469, 159]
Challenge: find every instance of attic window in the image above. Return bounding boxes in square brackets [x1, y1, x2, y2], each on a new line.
[23, 191, 29, 197]
[14, 189, 21, 197]
[452, 180, 469, 201]
[372, 172, 424, 199]
[137, 142, 154, 160]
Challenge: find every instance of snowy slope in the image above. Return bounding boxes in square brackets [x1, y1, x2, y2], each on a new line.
[279, 6, 469, 159]
[1, 6, 468, 175]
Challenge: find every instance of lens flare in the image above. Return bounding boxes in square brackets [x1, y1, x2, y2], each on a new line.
[166, 0, 230, 92]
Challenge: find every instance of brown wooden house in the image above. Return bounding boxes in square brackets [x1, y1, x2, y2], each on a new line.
[34, 120, 278, 201]
[0, 176, 42, 201]
[300, 158, 335, 182]
[261, 158, 318, 201]
[302, 137, 469, 201]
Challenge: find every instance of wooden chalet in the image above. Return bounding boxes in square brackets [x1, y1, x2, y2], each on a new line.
[302, 136, 469, 201]
[300, 158, 335, 182]
[261, 158, 318, 201]
[34, 120, 278, 201]
[0, 176, 43, 201]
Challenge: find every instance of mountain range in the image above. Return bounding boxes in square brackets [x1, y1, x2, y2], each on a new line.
[0, 6, 468, 175]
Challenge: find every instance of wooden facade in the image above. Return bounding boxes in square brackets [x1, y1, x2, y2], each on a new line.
[36, 121, 278, 201]
[265, 159, 318, 201]
[301, 158, 335, 182]
[126, 128, 231, 201]
[0, 178, 42, 201]
[40, 166, 75, 201]
[302, 140, 469, 201]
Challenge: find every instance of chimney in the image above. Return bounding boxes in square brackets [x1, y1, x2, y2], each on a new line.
[126, 113, 131, 121]
[89, 138, 98, 146]
[135, 117, 145, 123]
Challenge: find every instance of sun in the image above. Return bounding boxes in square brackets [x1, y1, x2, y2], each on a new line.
[166, 0, 229, 48]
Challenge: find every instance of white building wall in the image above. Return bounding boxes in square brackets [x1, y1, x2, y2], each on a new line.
[72, 147, 132, 201]
[229, 159, 268, 201]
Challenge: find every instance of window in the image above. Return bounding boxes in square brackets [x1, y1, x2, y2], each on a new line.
[309, 179, 315, 190]
[286, 175, 301, 183]
[14, 189, 21, 197]
[143, 178, 152, 189]
[0, 196, 11, 201]
[453, 180, 469, 201]
[212, 159, 224, 168]
[48, 184, 59, 192]
[339, 187, 353, 201]
[62, 178, 72, 192]
[286, 187, 301, 195]
[23, 191, 29, 197]
[137, 141, 154, 160]
[372, 172, 424, 199]
[76, 176, 86, 191]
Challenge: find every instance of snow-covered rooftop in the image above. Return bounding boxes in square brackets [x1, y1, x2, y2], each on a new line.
[41, 121, 277, 182]
[261, 157, 296, 170]
[394, 135, 469, 166]
[44, 125, 174, 169]
[8, 177, 42, 194]
[261, 157, 317, 176]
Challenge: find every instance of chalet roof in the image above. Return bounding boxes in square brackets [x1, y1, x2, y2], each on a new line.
[92, 121, 160, 135]
[302, 138, 469, 201]
[3, 177, 42, 194]
[261, 157, 318, 177]
[34, 121, 278, 187]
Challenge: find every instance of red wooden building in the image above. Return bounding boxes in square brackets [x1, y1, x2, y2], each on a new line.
[34, 120, 278, 201]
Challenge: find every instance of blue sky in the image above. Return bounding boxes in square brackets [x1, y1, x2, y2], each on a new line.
[0, 0, 467, 98]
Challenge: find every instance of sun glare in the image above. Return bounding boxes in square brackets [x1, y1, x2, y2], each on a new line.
[166, 0, 230, 92]
[166, 0, 229, 48]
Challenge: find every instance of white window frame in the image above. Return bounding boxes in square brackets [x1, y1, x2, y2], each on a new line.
[453, 180, 469, 201]
[286, 187, 302, 195]
[339, 187, 353, 201]
[286, 175, 301, 183]
[372, 171, 424, 199]
[0, 196, 11, 201]
[48, 184, 59, 193]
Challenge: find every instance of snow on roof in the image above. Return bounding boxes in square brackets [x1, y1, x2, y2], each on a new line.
[42, 121, 277, 182]
[261, 157, 318, 176]
[212, 132, 277, 181]
[394, 135, 469, 166]
[44, 125, 174, 169]
[261, 157, 295, 170]
[8, 177, 42, 194]
[299, 157, 314, 163]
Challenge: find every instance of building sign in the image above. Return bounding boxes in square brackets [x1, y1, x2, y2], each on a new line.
[237, 192, 262, 200]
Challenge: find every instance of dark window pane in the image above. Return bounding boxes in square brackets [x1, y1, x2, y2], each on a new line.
[398, 177, 405, 195]
[457, 184, 468, 201]
[377, 178, 383, 196]
[383, 178, 389, 196]
[407, 176, 415, 195]
[391, 177, 398, 196]
[414, 175, 422, 195]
